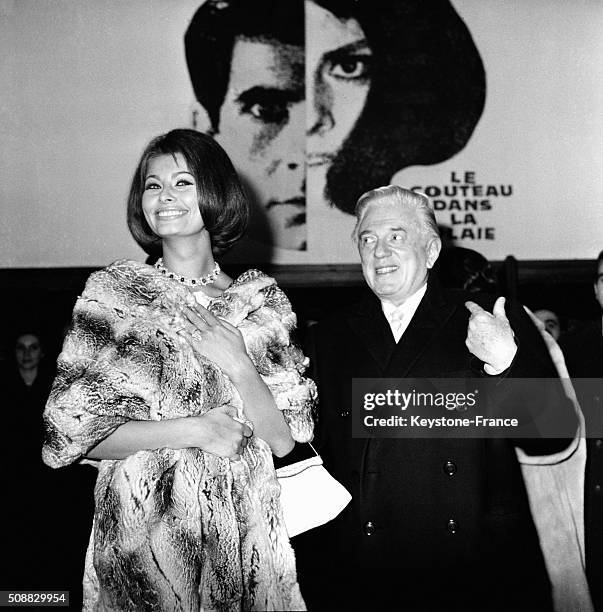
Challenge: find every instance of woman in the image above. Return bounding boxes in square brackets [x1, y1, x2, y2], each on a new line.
[312, 0, 486, 215]
[2, 331, 52, 586]
[42, 129, 315, 611]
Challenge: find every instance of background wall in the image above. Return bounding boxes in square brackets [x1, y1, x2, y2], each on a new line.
[1, 0, 200, 268]
[1, 0, 602, 269]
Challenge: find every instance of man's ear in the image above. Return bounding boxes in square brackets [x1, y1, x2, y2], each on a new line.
[426, 236, 442, 269]
[190, 100, 214, 134]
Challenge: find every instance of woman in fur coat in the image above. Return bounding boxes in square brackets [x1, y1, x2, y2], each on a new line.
[42, 129, 315, 611]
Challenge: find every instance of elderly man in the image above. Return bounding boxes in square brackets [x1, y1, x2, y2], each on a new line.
[296, 186, 576, 611]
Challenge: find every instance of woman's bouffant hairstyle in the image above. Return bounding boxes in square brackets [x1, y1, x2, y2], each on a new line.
[127, 129, 249, 256]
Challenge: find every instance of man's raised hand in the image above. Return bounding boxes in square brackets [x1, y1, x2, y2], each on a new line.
[465, 296, 517, 374]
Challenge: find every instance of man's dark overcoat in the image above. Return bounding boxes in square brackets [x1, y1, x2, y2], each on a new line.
[295, 277, 576, 611]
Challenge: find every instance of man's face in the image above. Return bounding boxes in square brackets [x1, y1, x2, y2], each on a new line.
[357, 200, 441, 306]
[533, 309, 561, 341]
[214, 37, 305, 250]
[594, 260, 603, 310]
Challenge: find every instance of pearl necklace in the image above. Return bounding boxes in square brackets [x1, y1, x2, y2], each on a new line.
[154, 258, 220, 287]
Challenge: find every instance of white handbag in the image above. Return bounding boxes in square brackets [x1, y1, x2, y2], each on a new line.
[275, 443, 352, 538]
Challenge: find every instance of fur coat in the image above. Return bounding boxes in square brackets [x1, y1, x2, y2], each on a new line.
[42, 260, 315, 611]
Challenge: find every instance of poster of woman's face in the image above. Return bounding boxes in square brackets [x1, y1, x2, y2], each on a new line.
[2, 0, 602, 268]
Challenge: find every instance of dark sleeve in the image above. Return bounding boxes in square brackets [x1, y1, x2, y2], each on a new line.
[502, 297, 578, 455]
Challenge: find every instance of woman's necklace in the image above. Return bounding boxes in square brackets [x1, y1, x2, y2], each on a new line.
[154, 257, 220, 287]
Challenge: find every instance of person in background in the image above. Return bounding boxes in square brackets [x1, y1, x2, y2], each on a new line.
[7, 332, 53, 426]
[42, 129, 315, 611]
[433, 245, 498, 293]
[534, 308, 562, 341]
[1, 331, 94, 609]
[430, 245, 591, 610]
[559, 249, 603, 611]
[296, 185, 577, 611]
[519, 308, 592, 611]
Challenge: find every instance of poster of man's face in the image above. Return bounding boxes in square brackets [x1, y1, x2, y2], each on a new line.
[184, 0, 486, 253]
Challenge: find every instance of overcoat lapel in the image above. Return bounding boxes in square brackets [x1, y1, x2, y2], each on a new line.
[347, 291, 396, 373]
[347, 278, 459, 376]
[384, 278, 457, 377]
[346, 279, 460, 482]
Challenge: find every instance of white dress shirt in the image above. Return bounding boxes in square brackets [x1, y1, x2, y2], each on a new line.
[381, 283, 428, 343]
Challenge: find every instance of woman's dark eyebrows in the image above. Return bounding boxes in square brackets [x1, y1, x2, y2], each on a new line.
[322, 39, 372, 62]
[236, 86, 303, 106]
[145, 171, 192, 180]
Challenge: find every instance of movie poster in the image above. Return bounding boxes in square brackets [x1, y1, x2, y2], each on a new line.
[1, 0, 602, 268]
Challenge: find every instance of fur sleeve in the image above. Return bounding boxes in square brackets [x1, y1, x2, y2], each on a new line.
[244, 282, 316, 443]
[42, 269, 157, 468]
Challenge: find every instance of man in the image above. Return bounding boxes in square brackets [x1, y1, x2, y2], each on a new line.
[296, 186, 576, 610]
[534, 309, 562, 341]
[184, 0, 306, 251]
[559, 250, 603, 611]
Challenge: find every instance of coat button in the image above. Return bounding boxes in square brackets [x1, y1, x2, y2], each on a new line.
[443, 461, 457, 476]
[596, 439, 603, 449]
[340, 410, 350, 418]
[363, 521, 375, 536]
[446, 519, 459, 534]
[595, 485, 602, 495]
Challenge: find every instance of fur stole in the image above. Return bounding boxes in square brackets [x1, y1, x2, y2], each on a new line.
[43, 260, 315, 611]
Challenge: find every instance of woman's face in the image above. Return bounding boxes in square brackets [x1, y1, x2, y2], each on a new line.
[306, 1, 372, 195]
[141, 153, 204, 242]
[15, 334, 43, 371]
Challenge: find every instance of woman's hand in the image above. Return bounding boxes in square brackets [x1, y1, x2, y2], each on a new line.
[178, 303, 253, 382]
[177, 302, 293, 457]
[189, 405, 253, 461]
[86, 405, 253, 461]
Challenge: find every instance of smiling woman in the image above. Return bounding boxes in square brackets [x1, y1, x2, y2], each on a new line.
[42, 129, 316, 610]
[141, 155, 204, 240]
[127, 130, 249, 260]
